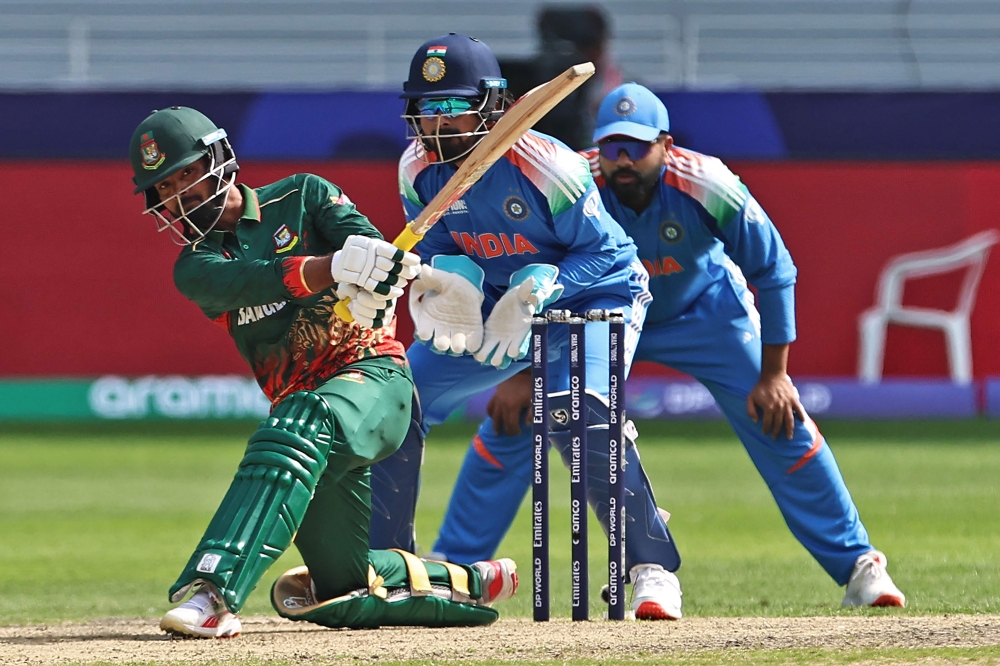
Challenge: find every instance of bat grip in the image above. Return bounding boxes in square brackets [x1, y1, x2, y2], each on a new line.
[334, 223, 426, 323]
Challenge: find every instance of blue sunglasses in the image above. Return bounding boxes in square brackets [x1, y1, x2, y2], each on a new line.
[598, 139, 658, 162]
[417, 97, 475, 117]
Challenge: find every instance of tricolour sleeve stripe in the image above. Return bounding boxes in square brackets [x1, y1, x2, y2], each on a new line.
[664, 146, 748, 227]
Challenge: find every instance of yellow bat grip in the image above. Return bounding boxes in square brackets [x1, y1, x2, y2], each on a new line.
[334, 223, 426, 323]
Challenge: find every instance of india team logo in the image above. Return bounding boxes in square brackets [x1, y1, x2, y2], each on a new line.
[422, 57, 446, 82]
[503, 195, 530, 221]
[139, 131, 165, 170]
[659, 220, 684, 244]
[426, 45, 448, 57]
[273, 224, 299, 253]
[615, 96, 636, 117]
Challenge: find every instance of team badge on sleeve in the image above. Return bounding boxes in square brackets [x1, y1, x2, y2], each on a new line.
[273, 225, 299, 253]
[503, 195, 530, 221]
[139, 131, 166, 170]
[422, 57, 446, 82]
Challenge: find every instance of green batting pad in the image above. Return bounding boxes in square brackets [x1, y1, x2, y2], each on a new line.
[272, 566, 498, 629]
[169, 391, 333, 613]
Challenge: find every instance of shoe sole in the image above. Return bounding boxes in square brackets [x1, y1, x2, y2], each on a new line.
[634, 601, 681, 621]
[871, 594, 905, 607]
[162, 627, 241, 639]
[160, 618, 242, 639]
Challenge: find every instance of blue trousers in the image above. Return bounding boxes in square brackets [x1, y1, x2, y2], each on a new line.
[436, 277, 874, 585]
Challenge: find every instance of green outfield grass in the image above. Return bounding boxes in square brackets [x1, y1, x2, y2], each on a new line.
[0, 419, 998, 625]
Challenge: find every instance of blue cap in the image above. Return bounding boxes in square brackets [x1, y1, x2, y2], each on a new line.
[593, 83, 670, 143]
[402, 34, 507, 100]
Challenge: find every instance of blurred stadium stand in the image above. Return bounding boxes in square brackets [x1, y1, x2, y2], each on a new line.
[3, 0, 1000, 91]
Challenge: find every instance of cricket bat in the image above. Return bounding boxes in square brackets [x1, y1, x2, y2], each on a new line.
[335, 62, 596, 322]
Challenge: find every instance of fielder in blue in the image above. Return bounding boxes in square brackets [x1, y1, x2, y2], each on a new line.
[368, 35, 685, 620]
[464, 83, 907, 610]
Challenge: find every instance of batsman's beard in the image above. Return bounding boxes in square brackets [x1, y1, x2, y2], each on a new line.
[423, 128, 481, 163]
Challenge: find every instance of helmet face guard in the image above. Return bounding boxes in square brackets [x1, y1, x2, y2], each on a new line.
[141, 133, 238, 246]
[402, 85, 507, 164]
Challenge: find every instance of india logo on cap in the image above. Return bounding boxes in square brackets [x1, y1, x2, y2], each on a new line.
[422, 57, 446, 82]
[615, 97, 636, 117]
[426, 45, 448, 57]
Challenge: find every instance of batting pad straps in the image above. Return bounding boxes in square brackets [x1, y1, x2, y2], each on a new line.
[389, 548, 434, 595]
[271, 564, 499, 629]
[169, 391, 334, 613]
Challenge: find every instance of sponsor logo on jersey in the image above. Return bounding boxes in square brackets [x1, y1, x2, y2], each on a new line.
[642, 256, 684, 277]
[139, 131, 165, 170]
[444, 199, 469, 216]
[503, 195, 530, 221]
[237, 300, 287, 326]
[659, 220, 684, 244]
[422, 57, 446, 82]
[615, 96, 636, 117]
[273, 225, 299, 253]
[426, 45, 448, 57]
[582, 190, 601, 218]
[450, 231, 539, 258]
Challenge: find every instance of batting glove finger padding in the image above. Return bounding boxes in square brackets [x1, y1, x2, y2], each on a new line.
[331, 235, 421, 298]
[409, 256, 486, 356]
[336, 283, 397, 329]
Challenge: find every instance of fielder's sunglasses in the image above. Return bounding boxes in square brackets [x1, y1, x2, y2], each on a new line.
[417, 97, 474, 117]
[598, 138, 659, 162]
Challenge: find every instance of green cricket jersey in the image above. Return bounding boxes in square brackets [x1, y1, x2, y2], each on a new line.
[173, 174, 407, 404]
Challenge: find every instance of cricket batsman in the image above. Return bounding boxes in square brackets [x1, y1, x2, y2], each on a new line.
[369, 33, 684, 620]
[129, 106, 518, 639]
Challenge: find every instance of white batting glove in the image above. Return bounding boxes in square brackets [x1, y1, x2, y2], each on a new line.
[409, 255, 485, 355]
[335, 283, 397, 329]
[330, 235, 421, 300]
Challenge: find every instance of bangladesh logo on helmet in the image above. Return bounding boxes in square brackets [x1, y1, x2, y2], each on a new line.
[615, 96, 636, 117]
[422, 57, 446, 82]
[139, 131, 166, 170]
[660, 220, 684, 244]
[503, 195, 530, 221]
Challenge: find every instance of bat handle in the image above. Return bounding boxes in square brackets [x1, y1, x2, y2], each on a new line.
[334, 223, 426, 323]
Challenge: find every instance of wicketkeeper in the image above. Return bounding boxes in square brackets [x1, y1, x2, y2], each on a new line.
[129, 106, 517, 639]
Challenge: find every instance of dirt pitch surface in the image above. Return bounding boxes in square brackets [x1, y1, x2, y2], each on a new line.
[2, 615, 999, 664]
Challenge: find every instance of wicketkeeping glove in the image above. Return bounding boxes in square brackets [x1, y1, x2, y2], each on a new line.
[409, 255, 485, 355]
[474, 264, 564, 369]
[330, 235, 421, 299]
[335, 283, 397, 329]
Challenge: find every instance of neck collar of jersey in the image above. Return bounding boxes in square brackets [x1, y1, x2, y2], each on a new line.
[239, 184, 261, 223]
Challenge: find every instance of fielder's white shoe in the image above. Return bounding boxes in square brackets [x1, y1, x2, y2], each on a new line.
[160, 584, 242, 639]
[631, 563, 683, 620]
[472, 558, 518, 605]
[842, 550, 906, 607]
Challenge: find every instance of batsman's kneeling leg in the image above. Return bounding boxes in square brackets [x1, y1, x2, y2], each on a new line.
[169, 391, 334, 613]
[272, 549, 499, 628]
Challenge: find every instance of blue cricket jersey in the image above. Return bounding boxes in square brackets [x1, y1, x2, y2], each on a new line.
[399, 131, 645, 315]
[584, 145, 798, 344]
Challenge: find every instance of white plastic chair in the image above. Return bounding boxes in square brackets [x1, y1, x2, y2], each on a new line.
[858, 229, 999, 385]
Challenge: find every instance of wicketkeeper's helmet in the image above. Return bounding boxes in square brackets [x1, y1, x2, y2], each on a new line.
[129, 106, 239, 245]
[401, 34, 508, 163]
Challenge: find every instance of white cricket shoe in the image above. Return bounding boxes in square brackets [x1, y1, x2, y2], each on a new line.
[472, 558, 519, 605]
[160, 584, 242, 639]
[842, 550, 906, 607]
[631, 563, 682, 620]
